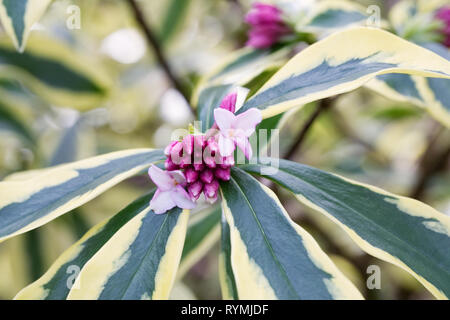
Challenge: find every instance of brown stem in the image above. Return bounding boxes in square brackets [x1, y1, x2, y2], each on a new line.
[127, 0, 194, 114]
[330, 107, 389, 165]
[262, 98, 335, 190]
[410, 130, 450, 200]
[284, 97, 335, 160]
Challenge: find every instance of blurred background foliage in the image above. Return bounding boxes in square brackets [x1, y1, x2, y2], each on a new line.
[0, 0, 449, 300]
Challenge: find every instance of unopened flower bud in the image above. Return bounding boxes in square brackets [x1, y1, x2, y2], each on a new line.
[204, 155, 217, 168]
[165, 158, 179, 171]
[170, 142, 184, 164]
[188, 180, 203, 200]
[193, 163, 205, 171]
[220, 93, 237, 113]
[182, 134, 194, 155]
[204, 180, 219, 203]
[221, 155, 235, 168]
[185, 167, 199, 183]
[200, 168, 214, 184]
[215, 167, 231, 181]
[164, 141, 178, 157]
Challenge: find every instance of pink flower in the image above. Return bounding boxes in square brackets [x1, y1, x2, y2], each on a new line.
[436, 6, 450, 47]
[214, 107, 262, 160]
[148, 165, 196, 214]
[245, 2, 291, 49]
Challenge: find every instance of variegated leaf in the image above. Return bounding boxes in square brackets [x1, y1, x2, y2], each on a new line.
[220, 167, 363, 299]
[0, 149, 165, 242]
[238, 27, 450, 119]
[241, 159, 450, 299]
[15, 191, 156, 299]
[177, 206, 221, 278]
[302, 0, 369, 33]
[0, 0, 51, 52]
[0, 34, 109, 110]
[218, 212, 238, 300]
[66, 207, 189, 300]
[192, 46, 290, 108]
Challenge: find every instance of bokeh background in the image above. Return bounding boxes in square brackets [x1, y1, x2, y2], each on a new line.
[0, 0, 449, 300]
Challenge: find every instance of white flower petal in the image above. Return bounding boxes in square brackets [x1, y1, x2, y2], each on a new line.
[234, 86, 250, 112]
[150, 190, 176, 214]
[148, 165, 174, 191]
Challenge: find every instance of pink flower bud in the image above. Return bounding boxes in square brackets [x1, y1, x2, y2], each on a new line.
[204, 180, 219, 203]
[194, 135, 206, 148]
[220, 93, 237, 113]
[245, 2, 290, 49]
[182, 135, 194, 155]
[215, 167, 231, 181]
[204, 155, 217, 169]
[206, 138, 219, 153]
[179, 155, 192, 168]
[204, 138, 221, 168]
[165, 158, 179, 171]
[193, 163, 205, 171]
[185, 167, 199, 183]
[221, 155, 235, 168]
[436, 6, 450, 48]
[200, 168, 214, 184]
[188, 180, 203, 200]
[164, 141, 178, 157]
[193, 135, 205, 165]
[169, 142, 184, 164]
[245, 2, 283, 25]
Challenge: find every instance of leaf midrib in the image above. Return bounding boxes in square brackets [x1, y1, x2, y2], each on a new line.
[117, 212, 170, 299]
[251, 163, 450, 280]
[228, 175, 300, 299]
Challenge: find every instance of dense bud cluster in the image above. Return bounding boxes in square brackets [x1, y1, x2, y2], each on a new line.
[164, 134, 233, 204]
[436, 6, 450, 48]
[245, 2, 291, 49]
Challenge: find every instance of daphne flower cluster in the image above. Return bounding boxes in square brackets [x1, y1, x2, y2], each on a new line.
[148, 88, 262, 214]
[164, 134, 234, 205]
[245, 2, 291, 49]
[436, 6, 450, 48]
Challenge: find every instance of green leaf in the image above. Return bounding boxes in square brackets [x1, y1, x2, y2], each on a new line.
[16, 193, 155, 299]
[240, 159, 450, 299]
[192, 46, 290, 108]
[303, 0, 368, 31]
[366, 43, 450, 127]
[49, 119, 83, 167]
[177, 206, 221, 278]
[238, 27, 450, 119]
[159, 0, 192, 45]
[0, 0, 51, 52]
[0, 96, 34, 143]
[411, 43, 450, 127]
[17, 194, 218, 300]
[0, 149, 165, 243]
[366, 73, 424, 105]
[244, 66, 280, 99]
[66, 205, 189, 300]
[218, 212, 238, 300]
[220, 167, 363, 299]
[0, 34, 109, 110]
[206, 46, 288, 86]
[14, 191, 156, 300]
[256, 105, 303, 156]
[196, 84, 233, 131]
